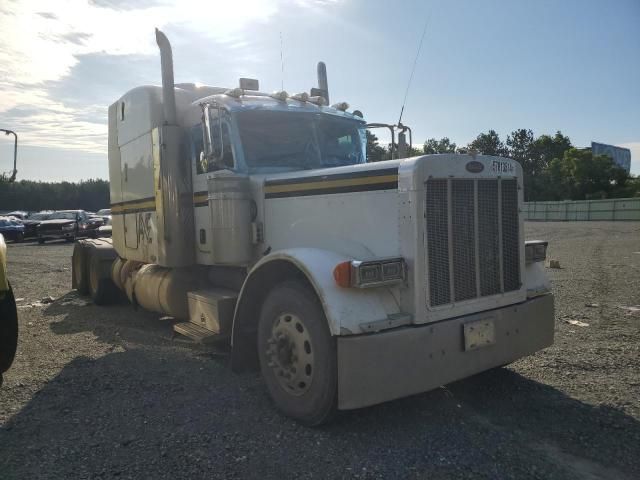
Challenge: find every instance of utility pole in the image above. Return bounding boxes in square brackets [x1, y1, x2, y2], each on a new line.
[0, 129, 18, 182]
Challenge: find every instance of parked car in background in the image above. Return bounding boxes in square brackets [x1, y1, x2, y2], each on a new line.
[85, 209, 112, 238]
[97, 217, 112, 237]
[37, 210, 90, 243]
[5, 211, 28, 220]
[0, 217, 25, 243]
[85, 216, 105, 238]
[21, 211, 53, 238]
[95, 208, 111, 220]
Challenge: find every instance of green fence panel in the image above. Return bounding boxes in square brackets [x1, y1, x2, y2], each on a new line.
[523, 198, 640, 221]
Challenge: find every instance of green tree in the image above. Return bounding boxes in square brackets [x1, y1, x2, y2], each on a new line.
[529, 131, 572, 200]
[532, 131, 572, 168]
[365, 130, 387, 162]
[467, 130, 508, 156]
[545, 148, 630, 200]
[423, 137, 457, 154]
[506, 129, 539, 199]
[506, 129, 534, 164]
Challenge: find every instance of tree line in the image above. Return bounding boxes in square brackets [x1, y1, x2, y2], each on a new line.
[0, 179, 109, 213]
[1, 129, 638, 212]
[367, 129, 639, 201]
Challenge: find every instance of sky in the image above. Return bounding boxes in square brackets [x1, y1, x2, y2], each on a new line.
[0, 0, 638, 181]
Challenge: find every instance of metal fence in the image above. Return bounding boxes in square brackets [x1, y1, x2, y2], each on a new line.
[523, 198, 640, 221]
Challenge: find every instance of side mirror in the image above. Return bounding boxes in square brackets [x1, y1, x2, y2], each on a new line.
[201, 104, 225, 171]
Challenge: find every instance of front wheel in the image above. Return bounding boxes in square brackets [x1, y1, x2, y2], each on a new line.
[257, 281, 337, 426]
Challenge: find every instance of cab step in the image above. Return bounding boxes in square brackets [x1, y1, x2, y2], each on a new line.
[173, 321, 222, 344]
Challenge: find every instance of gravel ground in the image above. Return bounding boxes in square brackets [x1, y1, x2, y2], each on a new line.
[1, 222, 639, 479]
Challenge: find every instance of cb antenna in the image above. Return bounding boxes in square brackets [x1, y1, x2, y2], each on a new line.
[280, 31, 284, 91]
[398, 5, 434, 126]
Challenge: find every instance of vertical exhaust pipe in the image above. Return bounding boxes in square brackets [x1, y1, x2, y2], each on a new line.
[155, 28, 177, 125]
[317, 61, 329, 104]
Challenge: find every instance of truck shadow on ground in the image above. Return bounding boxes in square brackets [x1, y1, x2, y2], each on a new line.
[5, 298, 635, 479]
[44, 292, 191, 350]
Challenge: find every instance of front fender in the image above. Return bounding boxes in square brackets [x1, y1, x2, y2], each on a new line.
[237, 247, 403, 336]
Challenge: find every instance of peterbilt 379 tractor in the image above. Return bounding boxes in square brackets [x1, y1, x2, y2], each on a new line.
[71, 29, 554, 425]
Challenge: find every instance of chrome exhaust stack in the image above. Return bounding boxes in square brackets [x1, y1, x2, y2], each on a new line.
[316, 61, 329, 104]
[155, 28, 177, 125]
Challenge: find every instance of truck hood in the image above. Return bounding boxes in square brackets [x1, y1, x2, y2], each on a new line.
[254, 159, 402, 184]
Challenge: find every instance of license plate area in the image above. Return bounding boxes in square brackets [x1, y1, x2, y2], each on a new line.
[463, 318, 495, 351]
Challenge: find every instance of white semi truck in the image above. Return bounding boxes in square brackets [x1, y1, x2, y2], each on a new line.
[72, 29, 554, 425]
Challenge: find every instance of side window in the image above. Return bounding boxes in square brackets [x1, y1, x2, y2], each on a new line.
[337, 135, 353, 146]
[220, 122, 234, 169]
[191, 124, 205, 174]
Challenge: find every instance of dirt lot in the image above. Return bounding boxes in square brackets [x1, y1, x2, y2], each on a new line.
[1, 222, 639, 479]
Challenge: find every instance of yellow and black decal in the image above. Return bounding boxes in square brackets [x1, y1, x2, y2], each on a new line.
[264, 167, 398, 199]
[193, 191, 208, 208]
[111, 197, 156, 215]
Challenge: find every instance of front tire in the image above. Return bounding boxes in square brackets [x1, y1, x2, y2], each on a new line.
[257, 281, 337, 426]
[37, 237, 45, 244]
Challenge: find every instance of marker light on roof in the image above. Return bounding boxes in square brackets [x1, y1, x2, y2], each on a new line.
[308, 96, 327, 106]
[239, 78, 259, 91]
[270, 90, 289, 101]
[291, 92, 309, 102]
[331, 102, 349, 111]
[225, 88, 243, 98]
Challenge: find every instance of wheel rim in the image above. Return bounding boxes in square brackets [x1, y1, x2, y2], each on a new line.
[265, 312, 314, 396]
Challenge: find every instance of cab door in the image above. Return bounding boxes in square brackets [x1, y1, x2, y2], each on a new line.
[190, 114, 237, 265]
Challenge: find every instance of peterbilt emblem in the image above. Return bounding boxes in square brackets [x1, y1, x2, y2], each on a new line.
[465, 161, 484, 173]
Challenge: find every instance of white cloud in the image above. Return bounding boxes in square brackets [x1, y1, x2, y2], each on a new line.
[1, 0, 340, 162]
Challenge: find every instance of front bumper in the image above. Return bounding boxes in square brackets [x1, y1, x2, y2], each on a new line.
[337, 294, 554, 410]
[39, 231, 75, 240]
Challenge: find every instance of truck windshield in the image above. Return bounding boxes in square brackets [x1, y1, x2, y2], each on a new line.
[236, 111, 365, 171]
[49, 212, 76, 220]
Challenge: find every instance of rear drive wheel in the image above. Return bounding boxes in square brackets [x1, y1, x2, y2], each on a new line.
[257, 281, 337, 426]
[14, 232, 24, 243]
[72, 242, 89, 295]
[88, 251, 117, 305]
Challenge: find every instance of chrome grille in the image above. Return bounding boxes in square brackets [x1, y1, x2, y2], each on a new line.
[501, 179, 520, 291]
[451, 180, 476, 302]
[426, 178, 521, 307]
[425, 179, 450, 306]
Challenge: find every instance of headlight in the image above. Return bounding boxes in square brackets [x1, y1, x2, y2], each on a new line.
[334, 257, 407, 288]
[525, 240, 548, 264]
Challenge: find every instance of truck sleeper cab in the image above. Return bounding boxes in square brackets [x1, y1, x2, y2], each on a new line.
[72, 29, 554, 425]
